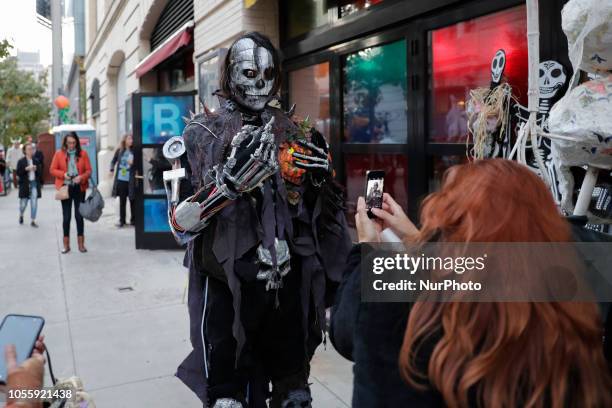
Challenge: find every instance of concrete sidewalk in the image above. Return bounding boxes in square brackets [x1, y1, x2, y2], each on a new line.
[0, 186, 353, 407]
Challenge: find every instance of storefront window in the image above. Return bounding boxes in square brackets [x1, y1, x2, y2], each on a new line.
[343, 40, 408, 143]
[345, 153, 408, 225]
[289, 62, 330, 141]
[340, 0, 385, 17]
[428, 155, 469, 192]
[198, 51, 224, 111]
[286, 0, 329, 39]
[429, 5, 528, 143]
[158, 48, 195, 92]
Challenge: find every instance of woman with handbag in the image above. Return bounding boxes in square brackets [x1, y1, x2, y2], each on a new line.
[50, 132, 92, 253]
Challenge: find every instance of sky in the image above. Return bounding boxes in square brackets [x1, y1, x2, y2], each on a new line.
[0, 0, 53, 66]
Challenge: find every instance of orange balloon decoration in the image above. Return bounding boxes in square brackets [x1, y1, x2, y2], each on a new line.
[54, 95, 70, 109]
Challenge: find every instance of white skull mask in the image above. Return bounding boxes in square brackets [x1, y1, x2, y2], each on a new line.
[491, 49, 506, 84]
[539, 60, 566, 100]
[229, 38, 275, 112]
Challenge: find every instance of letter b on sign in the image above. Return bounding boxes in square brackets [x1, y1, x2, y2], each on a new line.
[154, 104, 180, 137]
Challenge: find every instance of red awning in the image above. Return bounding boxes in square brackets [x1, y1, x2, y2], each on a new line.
[135, 23, 193, 78]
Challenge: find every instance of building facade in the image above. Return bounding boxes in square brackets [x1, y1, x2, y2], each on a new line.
[279, 0, 570, 222]
[84, 0, 278, 194]
[85, 0, 580, 226]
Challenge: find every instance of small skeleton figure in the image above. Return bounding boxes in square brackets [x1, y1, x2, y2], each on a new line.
[490, 49, 506, 87]
[165, 32, 351, 408]
[466, 49, 513, 159]
[538, 61, 568, 119]
[515, 60, 569, 204]
[516, 61, 568, 129]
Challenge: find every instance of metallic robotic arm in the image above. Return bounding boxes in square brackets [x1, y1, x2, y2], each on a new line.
[167, 117, 278, 233]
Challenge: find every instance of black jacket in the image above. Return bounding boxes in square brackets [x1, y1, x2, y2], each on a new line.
[33, 150, 44, 169]
[331, 239, 612, 407]
[175, 97, 353, 403]
[16, 156, 42, 199]
[330, 244, 445, 408]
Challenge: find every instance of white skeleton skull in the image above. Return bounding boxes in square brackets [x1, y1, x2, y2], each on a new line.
[539, 61, 567, 100]
[491, 49, 506, 84]
[229, 38, 275, 112]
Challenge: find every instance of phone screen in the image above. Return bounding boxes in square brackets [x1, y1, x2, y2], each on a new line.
[365, 173, 384, 210]
[0, 315, 45, 384]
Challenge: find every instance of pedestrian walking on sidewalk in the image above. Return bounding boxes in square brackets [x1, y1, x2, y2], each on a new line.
[0, 147, 7, 195]
[110, 134, 136, 227]
[6, 138, 23, 188]
[16, 143, 42, 227]
[50, 132, 92, 253]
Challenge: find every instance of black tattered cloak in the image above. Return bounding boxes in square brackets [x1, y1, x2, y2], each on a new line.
[175, 96, 352, 403]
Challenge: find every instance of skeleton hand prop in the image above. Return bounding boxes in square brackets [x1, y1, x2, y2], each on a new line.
[222, 117, 278, 194]
[291, 130, 332, 184]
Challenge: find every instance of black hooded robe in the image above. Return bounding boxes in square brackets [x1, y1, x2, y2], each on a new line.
[175, 97, 352, 405]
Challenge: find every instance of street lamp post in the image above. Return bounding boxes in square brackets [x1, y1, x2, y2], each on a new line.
[51, 0, 63, 126]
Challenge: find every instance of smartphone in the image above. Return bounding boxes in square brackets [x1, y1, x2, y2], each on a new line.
[0, 314, 45, 384]
[364, 170, 385, 218]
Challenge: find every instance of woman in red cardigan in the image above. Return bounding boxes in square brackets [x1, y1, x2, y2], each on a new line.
[50, 132, 92, 253]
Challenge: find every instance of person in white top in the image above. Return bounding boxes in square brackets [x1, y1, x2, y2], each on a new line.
[6, 138, 24, 187]
[16, 143, 42, 227]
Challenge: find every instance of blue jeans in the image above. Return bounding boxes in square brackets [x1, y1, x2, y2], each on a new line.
[19, 180, 38, 220]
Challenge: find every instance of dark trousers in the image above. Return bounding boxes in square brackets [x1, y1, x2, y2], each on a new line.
[204, 259, 308, 407]
[116, 180, 134, 225]
[61, 184, 85, 237]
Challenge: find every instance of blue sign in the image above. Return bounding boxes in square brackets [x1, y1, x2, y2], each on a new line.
[141, 95, 195, 144]
[143, 198, 171, 232]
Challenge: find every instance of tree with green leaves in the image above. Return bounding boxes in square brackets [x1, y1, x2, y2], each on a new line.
[0, 41, 51, 147]
[0, 39, 12, 59]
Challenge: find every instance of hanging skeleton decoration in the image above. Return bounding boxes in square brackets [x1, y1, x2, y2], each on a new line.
[516, 61, 568, 128]
[466, 49, 514, 159]
[538, 61, 568, 118]
[514, 60, 569, 204]
[491, 49, 506, 86]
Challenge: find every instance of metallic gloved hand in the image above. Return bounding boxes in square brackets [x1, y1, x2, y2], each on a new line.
[222, 116, 278, 194]
[291, 129, 332, 184]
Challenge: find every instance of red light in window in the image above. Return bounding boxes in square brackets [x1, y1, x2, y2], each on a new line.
[432, 5, 528, 103]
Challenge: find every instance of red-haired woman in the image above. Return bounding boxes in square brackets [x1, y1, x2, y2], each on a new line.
[50, 132, 92, 253]
[331, 159, 612, 407]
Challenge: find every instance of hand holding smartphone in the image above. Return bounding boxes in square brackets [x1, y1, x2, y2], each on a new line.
[364, 170, 385, 219]
[0, 314, 45, 385]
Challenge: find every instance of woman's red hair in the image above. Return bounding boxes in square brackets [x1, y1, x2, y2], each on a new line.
[399, 159, 612, 408]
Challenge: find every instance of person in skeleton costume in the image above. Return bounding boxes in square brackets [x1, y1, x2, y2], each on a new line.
[165, 32, 351, 408]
